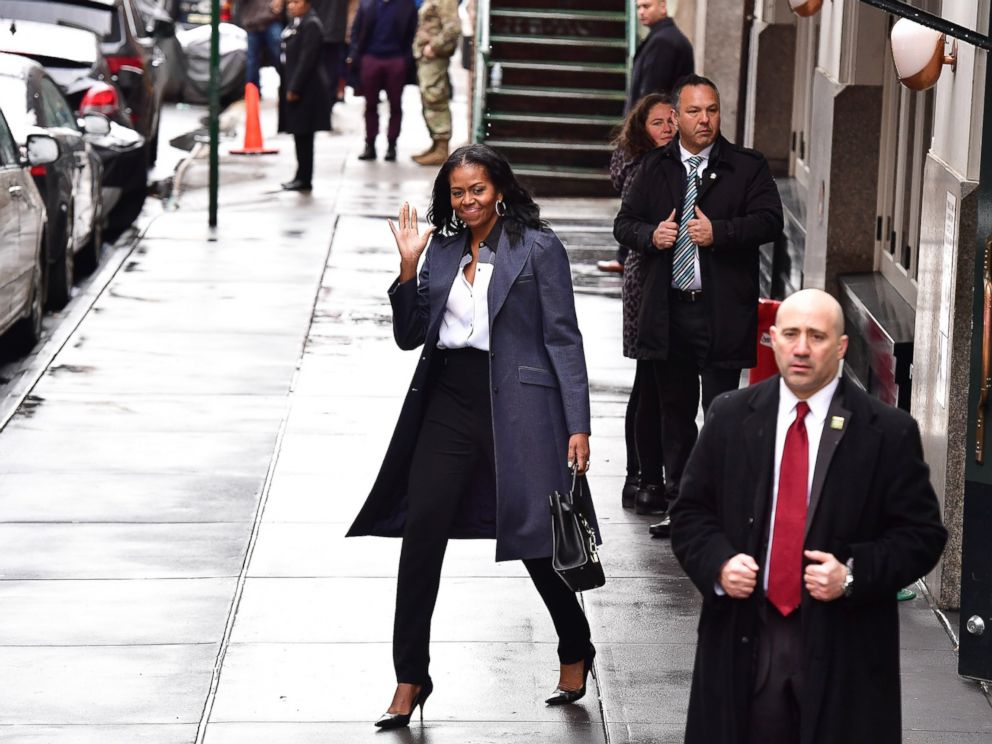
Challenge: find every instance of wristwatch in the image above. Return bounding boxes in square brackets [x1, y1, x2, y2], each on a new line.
[842, 558, 855, 598]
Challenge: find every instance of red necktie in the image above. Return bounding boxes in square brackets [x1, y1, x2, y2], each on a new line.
[767, 401, 810, 616]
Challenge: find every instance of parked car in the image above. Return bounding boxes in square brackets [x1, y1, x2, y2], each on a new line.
[0, 20, 148, 240]
[0, 0, 173, 164]
[0, 107, 55, 351]
[175, 21, 245, 106]
[0, 52, 104, 309]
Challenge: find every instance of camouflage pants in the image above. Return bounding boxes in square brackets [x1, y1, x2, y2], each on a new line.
[417, 57, 452, 139]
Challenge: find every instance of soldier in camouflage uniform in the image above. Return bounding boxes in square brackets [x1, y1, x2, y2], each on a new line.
[411, 0, 460, 166]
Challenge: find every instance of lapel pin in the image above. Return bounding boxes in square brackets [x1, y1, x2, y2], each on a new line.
[830, 416, 845, 430]
[709, 173, 716, 179]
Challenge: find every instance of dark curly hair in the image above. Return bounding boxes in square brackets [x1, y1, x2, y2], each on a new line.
[427, 144, 547, 244]
[611, 92, 673, 160]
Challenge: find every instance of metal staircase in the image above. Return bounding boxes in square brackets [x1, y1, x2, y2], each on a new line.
[473, 0, 635, 198]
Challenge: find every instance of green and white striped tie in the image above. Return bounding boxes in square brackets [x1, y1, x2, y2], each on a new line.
[672, 156, 702, 290]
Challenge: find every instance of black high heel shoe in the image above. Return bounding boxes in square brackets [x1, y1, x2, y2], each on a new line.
[374, 678, 433, 730]
[545, 645, 596, 705]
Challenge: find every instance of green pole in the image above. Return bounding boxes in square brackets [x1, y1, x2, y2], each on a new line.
[208, 0, 220, 228]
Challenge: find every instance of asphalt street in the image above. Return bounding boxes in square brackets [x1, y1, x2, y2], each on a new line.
[0, 75, 989, 743]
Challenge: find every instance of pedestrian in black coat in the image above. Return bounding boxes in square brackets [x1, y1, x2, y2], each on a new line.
[278, 0, 331, 190]
[613, 75, 783, 514]
[670, 289, 946, 744]
[627, 0, 694, 112]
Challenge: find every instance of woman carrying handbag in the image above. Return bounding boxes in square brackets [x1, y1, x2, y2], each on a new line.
[347, 144, 600, 729]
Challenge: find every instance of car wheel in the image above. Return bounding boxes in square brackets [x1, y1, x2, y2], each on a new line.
[8, 253, 44, 354]
[45, 213, 74, 311]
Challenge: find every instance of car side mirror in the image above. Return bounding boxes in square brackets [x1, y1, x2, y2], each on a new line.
[25, 133, 59, 166]
[79, 112, 112, 136]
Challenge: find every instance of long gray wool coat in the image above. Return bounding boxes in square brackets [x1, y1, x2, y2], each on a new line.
[347, 222, 596, 562]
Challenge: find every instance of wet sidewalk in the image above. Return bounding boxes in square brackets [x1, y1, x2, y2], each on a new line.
[0, 79, 989, 744]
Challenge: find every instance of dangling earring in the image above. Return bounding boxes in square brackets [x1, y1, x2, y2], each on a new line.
[496, 199, 507, 217]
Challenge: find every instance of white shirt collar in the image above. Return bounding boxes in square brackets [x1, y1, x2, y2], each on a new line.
[777, 376, 840, 424]
[679, 141, 715, 165]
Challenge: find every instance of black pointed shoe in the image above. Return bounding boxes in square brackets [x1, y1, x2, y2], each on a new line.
[280, 179, 312, 191]
[649, 514, 672, 538]
[384, 140, 398, 161]
[374, 679, 433, 730]
[545, 646, 596, 706]
[634, 482, 669, 515]
[621, 475, 640, 509]
[358, 143, 376, 161]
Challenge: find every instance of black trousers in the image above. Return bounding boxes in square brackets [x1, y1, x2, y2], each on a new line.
[393, 349, 592, 684]
[293, 132, 314, 184]
[321, 42, 343, 111]
[628, 359, 664, 484]
[649, 295, 740, 500]
[748, 604, 803, 744]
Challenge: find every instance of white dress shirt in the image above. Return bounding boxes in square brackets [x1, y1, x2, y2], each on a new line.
[437, 246, 494, 352]
[674, 142, 715, 291]
[761, 377, 840, 590]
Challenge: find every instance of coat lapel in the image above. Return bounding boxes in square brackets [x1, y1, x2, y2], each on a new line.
[696, 136, 727, 202]
[661, 148, 685, 217]
[488, 227, 532, 321]
[804, 382, 852, 539]
[427, 235, 463, 330]
[745, 381, 779, 554]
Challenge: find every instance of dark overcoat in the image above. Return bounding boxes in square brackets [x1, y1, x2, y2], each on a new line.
[278, 11, 331, 135]
[613, 135, 783, 368]
[669, 377, 947, 744]
[347, 223, 595, 562]
[627, 16, 694, 111]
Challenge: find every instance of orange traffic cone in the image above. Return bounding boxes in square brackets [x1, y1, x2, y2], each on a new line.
[230, 83, 279, 155]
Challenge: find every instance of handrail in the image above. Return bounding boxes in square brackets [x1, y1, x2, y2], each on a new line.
[625, 0, 638, 103]
[471, 0, 492, 143]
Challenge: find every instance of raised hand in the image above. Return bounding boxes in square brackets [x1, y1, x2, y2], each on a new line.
[388, 202, 434, 281]
[652, 208, 678, 250]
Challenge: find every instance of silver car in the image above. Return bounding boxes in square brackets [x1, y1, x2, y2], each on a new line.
[0, 107, 57, 352]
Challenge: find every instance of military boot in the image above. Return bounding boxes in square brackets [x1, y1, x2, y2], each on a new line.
[412, 138, 449, 166]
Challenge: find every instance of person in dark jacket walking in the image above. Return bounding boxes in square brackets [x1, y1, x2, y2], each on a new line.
[278, 0, 331, 190]
[347, 144, 598, 728]
[312, 0, 348, 129]
[241, 0, 285, 91]
[626, 0, 694, 113]
[348, 0, 418, 161]
[669, 288, 946, 744]
[613, 75, 783, 528]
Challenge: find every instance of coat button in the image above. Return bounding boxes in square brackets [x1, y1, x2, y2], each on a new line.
[493, 386, 499, 394]
[747, 516, 754, 525]
[741, 636, 749, 644]
[490, 351, 495, 358]
[421, 355, 427, 362]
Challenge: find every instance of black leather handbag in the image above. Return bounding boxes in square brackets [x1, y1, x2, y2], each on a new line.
[549, 468, 605, 592]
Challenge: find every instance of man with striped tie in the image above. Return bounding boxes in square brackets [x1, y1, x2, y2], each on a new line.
[613, 75, 783, 535]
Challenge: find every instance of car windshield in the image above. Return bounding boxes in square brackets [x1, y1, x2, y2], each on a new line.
[0, 1, 117, 40]
[0, 74, 37, 143]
